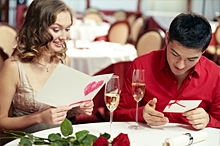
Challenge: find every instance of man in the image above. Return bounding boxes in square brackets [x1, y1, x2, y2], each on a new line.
[114, 12, 220, 129]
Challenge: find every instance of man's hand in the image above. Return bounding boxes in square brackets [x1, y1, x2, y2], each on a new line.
[143, 98, 168, 126]
[182, 108, 210, 129]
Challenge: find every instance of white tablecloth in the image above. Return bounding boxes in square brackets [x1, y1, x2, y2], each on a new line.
[6, 122, 219, 146]
[70, 19, 110, 42]
[66, 40, 137, 76]
[145, 11, 219, 33]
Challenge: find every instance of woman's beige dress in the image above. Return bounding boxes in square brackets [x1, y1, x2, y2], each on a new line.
[12, 60, 58, 133]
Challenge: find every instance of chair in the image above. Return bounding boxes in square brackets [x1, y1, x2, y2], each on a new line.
[214, 25, 220, 65]
[136, 28, 165, 56]
[0, 22, 17, 56]
[83, 12, 103, 23]
[0, 47, 9, 70]
[129, 16, 146, 44]
[126, 13, 136, 27]
[113, 10, 127, 21]
[107, 20, 130, 44]
[85, 7, 100, 14]
[206, 25, 220, 65]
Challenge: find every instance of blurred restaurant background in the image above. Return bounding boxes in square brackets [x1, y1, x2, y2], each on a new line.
[1, 0, 220, 28]
[0, 0, 220, 124]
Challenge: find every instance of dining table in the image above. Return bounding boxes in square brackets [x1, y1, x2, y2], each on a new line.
[5, 122, 219, 146]
[66, 40, 137, 77]
[70, 19, 111, 42]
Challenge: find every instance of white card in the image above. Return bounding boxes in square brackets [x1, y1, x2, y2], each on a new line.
[35, 63, 113, 108]
[163, 100, 202, 113]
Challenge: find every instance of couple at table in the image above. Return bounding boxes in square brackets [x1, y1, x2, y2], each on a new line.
[0, 1, 219, 144]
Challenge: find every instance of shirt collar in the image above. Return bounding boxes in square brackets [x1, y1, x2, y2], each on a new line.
[193, 57, 202, 77]
[158, 48, 168, 72]
[158, 47, 200, 78]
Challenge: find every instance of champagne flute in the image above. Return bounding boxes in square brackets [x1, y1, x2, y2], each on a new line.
[128, 69, 145, 130]
[104, 75, 120, 135]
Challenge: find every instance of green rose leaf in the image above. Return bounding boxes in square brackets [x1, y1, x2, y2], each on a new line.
[71, 140, 81, 146]
[66, 136, 76, 142]
[61, 118, 73, 136]
[33, 139, 47, 145]
[48, 133, 61, 142]
[26, 134, 34, 140]
[101, 132, 110, 139]
[50, 141, 63, 146]
[75, 130, 89, 142]
[19, 137, 32, 146]
[81, 134, 97, 145]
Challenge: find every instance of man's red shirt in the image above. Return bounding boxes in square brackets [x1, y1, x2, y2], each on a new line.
[114, 48, 220, 128]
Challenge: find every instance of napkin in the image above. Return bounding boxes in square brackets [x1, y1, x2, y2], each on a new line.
[162, 131, 208, 146]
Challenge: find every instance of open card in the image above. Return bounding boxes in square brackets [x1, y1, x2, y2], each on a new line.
[163, 100, 202, 113]
[35, 63, 113, 108]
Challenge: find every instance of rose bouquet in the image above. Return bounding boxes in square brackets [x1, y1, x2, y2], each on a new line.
[0, 118, 130, 146]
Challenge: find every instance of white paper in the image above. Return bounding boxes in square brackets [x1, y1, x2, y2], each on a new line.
[162, 131, 208, 146]
[163, 100, 202, 113]
[36, 63, 113, 108]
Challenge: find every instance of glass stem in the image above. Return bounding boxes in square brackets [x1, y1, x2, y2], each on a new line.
[136, 101, 138, 126]
[110, 111, 113, 135]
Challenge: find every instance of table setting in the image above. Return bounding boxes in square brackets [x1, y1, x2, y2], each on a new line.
[4, 68, 219, 146]
[4, 121, 219, 146]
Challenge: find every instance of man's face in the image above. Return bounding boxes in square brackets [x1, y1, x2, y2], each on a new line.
[166, 34, 203, 76]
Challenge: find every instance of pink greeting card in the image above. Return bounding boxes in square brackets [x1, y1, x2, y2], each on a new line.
[36, 63, 113, 108]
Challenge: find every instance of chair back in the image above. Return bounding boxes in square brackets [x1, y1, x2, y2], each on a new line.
[215, 25, 220, 45]
[130, 16, 145, 44]
[136, 28, 165, 56]
[0, 22, 17, 56]
[214, 25, 220, 64]
[85, 7, 100, 14]
[113, 10, 127, 21]
[107, 20, 130, 44]
[0, 47, 9, 70]
[83, 12, 103, 23]
[127, 14, 136, 27]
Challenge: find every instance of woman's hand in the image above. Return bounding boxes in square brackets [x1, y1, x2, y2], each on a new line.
[75, 100, 94, 115]
[143, 98, 168, 126]
[40, 106, 71, 125]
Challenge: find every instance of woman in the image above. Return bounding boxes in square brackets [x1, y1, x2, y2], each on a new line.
[0, 0, 93, 134]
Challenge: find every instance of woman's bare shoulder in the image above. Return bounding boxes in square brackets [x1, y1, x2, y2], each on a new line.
[0, 58, 19, 79]
[2, 57, 19, 70]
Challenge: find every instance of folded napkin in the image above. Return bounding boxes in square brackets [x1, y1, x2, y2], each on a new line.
[162, 131, 208, 146]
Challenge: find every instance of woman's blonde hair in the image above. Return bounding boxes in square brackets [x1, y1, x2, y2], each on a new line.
[14, 0, 74, 63]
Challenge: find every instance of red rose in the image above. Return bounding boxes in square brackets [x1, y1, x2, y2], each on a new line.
[112, 133, 130, 146]
[93, 136, 108, 146]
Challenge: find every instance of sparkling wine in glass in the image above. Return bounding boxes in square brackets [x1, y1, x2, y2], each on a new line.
[104, 75, 120, 135]
[128, 69, 145, 130]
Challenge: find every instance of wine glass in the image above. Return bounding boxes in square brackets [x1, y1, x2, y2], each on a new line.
[104, 75, 120, 135]
[128, 69, 145, 130]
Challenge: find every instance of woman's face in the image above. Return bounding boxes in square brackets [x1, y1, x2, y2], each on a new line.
[48, 11, 72, 52]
